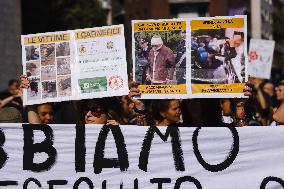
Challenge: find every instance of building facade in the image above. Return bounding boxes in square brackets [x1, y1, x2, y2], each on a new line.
[0, 0, 22, 90]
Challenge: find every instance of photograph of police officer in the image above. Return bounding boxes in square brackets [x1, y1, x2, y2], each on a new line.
[135, 38, 150, 84]
[191, 28, 245, 84]
[175, 30, 186, 84]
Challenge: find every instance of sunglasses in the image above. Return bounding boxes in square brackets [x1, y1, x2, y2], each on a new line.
[83, 107, 106, 117]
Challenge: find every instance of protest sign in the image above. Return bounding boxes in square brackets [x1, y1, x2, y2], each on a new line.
[21, 25, 129, 105]
[248, 39, 275, 79]
[132, 19, 188, 99]
[190, 16, 248, 98]
[0, 124, 283, 188]
[132, 16, 248, 99]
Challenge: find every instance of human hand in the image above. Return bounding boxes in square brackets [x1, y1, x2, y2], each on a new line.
[129, 82, 145, 110]
[20, 75, 30, 90]
[106, 120, 119, 126]
[244, 80, 253, 98]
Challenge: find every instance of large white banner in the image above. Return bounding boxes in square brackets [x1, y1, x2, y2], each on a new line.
[0, 124, 283, 188]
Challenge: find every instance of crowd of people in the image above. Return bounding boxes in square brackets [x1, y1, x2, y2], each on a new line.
[0, 75, 283, 126]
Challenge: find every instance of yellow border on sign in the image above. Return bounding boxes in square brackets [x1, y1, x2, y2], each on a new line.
[24, 33, 70, 45]
[75, 27, 121, 39]
[134, 21, 186, 32]
[192, 83, 245, 94]
[139, 84, 187, 94]
[191, 18, 244, 30]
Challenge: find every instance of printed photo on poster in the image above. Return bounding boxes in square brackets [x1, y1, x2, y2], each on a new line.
[42, 80, 57, 98]
[79, 77, 107, 94]
[56, 42, 70, 57]
[134, 30, 186, 85]
[40, 43, 55, 66]
[191, 29, 245, 84]
[26, 61, 40, 77]
[57, 57, 71, 75]
[57, 75, 72, 97]
[41, 66, 56, 81]
[25, 45, 40, 61]
[27, 77, 41, 100]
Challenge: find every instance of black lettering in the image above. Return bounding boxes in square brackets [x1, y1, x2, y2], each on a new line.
[73, 177, 94, 189]
[0, 129, 8, 169]
[139, 126, 184, 172]
[0, 181, 18, 186]
[93, 125, 129, 174]
[48, 180, 67, 189]
[260, 176, 284, 189]
[23, 124, 57, 172]
[23, 178, 41, 188]
[192, 127, 239, 172]
[150, 178, 171, 189]
[174, 176, 202, 189]
[75, 124, 86, 172]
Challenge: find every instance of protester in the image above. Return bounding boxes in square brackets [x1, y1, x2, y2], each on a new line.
[81, 99, 119, 125]
[151, 99, 182, 126]
[273, 103, 284, 124]
[0, 79, 23, 111]
[275, 82, 284, 103]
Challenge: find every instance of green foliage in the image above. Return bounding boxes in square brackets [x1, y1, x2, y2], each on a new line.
[22, 0, 107, 34]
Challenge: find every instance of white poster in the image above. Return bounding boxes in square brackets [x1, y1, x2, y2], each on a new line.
[21, 25, 129, 105]
[248, 39, 275, 79]
[0, 124, 283, 189]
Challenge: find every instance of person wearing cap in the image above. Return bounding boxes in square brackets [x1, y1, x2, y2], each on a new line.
[146, 35, 175, 84]
[136, 38, 150, 84]
[175, 30, 186, 84]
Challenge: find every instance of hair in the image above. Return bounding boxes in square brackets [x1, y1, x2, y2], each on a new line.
[277, 82, 284, 88]
[151, 100, 174, 122]
[80, 98, 124, 124]
[8, 79, 19, 86]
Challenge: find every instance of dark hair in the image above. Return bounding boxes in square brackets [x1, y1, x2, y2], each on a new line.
[8, 79, 19, 86]
[80, 98, 123, 124]
[151, 100, 174, 122]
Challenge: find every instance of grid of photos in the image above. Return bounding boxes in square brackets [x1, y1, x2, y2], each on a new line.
[24, 40, 72, 102]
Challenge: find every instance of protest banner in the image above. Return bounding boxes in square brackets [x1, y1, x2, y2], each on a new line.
[190, 15, 248, 98]
[0, 124, 283, 188]
[248, 39, 275, 79]
[21, 25, 129, 105]
[132, 19, 188, 99]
